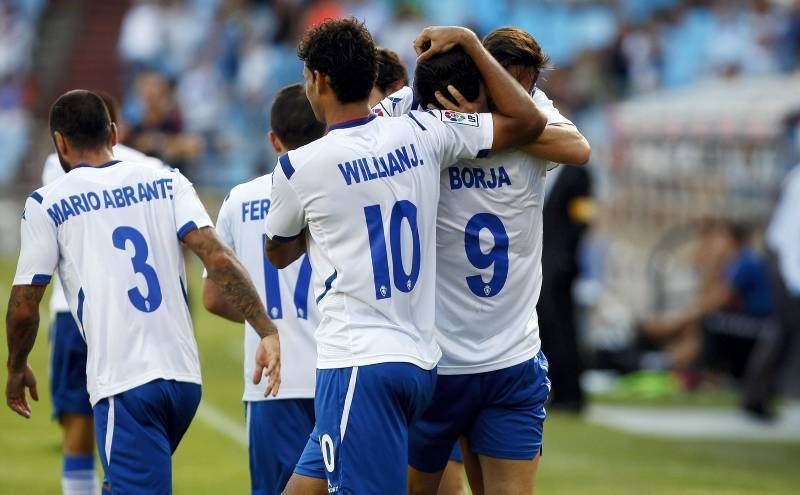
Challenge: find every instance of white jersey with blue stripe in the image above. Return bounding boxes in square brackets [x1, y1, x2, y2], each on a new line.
[374, 86, 574, 374]
[265, 111, 494, 370]
[42, 144, 169, 315]
[216, 174, 319, 401]
[14, 160, 212, 404]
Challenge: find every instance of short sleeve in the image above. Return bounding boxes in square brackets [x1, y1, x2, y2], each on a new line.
[172, 171, 213, 240]
[417, 110, 494, 170]
[13, 197, 59, 286]
[265, 155, 306, 242]
[533, 88, 573, 126]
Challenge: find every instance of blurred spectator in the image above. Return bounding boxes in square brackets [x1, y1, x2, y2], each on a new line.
[641, 221, 780, 417]
[124, 71, 203, 173]
[0, 0, 37, 186]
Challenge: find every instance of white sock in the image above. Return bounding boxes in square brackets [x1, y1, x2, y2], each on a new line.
[62, 455, 99, 495]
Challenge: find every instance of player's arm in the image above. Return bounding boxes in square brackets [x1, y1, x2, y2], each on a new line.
[266, 233, 307, 270]
[523, 123, 590, 166]
[182, 226, 281, 395]
[265, 157, 307, 269]
[5, 284, 46, 418]
[415, 26, 547, 151]
[200, 193, 245, 323]
[5, 197, 57, 418]
[202, 280, 244, 323]
[432, 86, 591, 166]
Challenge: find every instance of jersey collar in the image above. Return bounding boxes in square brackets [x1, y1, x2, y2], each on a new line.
[328, 114, 377, 131]
[74, 160, 122, 169]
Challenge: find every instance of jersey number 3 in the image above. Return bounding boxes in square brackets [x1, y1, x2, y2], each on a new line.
[112, 226, 163, 313]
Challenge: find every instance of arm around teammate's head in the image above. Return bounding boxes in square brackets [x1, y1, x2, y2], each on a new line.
[414, 26, 547, 152]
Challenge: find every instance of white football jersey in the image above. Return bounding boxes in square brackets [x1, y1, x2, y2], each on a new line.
[374, 86, 574, 374]
[265, 111, 494, 370]
[14, 160, 212, 404]
[42, 144, 169, 315]
[215, 175, 319, 401]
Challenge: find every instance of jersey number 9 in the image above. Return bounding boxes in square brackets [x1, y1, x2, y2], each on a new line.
[464, 213, 509, 297]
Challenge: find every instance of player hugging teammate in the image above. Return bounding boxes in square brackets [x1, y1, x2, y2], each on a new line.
[5, 17, 588, 495]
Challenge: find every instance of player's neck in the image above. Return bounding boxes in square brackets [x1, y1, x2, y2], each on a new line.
[324, 101, 372, 129]
[69, 149, 115, 169]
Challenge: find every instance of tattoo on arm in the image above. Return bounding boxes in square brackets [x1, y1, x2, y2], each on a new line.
[6, 285, 46, 370]
[184, 227, 277, 338]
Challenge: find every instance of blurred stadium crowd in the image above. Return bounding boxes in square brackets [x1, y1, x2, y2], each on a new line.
[2, 0, 800, 188]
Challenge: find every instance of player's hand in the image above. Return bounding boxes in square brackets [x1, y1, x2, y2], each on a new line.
[5, 364, 38, 418]
[427, 85, 481, 113]
[414, 26, 478, 61]
[253, 334, 281, 397]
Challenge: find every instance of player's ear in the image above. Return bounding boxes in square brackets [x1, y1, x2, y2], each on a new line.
[53, 131, 68, 157]
[268, 131, 286, 154]
[314, 70, 328, 94]
[109, 122, 119, 149]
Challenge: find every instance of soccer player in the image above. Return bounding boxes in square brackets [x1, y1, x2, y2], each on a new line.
[368, 47, 409, 108]
[369, 47, 470, 495]
[41, 92, 168, 495]
[382, 28, 590, 495]
[266, 19, 547, 495]
[5, 90, 281, 493]
[202, 83, 325, 494]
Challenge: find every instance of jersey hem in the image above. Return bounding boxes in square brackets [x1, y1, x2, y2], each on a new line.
[436, 343, 540, 375]
[316, 353, 440, 371]
[89, 371, 202, 406]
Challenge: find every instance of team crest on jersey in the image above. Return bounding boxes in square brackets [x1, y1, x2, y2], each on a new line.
[372, 107, 384, 116]
[441, 110, 479, 127]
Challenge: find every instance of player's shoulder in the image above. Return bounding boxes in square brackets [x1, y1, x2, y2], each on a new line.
[112, 143, 148, 162]
[372, 85, 416, 117]
[277, 135, 339, 182]
[225, 173, 272, 203]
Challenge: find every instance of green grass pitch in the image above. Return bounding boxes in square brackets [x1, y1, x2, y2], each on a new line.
[0, 257, 798, 494]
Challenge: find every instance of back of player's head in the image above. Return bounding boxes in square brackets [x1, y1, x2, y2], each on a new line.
[483, 27, 550, 80]
[49, 89, 112, 151]
[413, 45, 481, 110]
[375, 47, 408, 94]
[270, 84, 326, 150]
[298, 17, 377, 104]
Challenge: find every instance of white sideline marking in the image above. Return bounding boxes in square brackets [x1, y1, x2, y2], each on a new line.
[196, 402, 247, 447]
[587, 402, 800, 442]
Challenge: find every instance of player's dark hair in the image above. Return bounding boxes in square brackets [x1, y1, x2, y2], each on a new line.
[297, 17, 377, 103]
[375, 47, 408, 93]
[483, 27, 551, 82]
[413, 45, 481, 110]
[49, 90, 112, 151]
[270, 84, 326, 150]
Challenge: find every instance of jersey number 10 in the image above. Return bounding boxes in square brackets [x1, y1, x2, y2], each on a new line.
[364, 200, 421, 300]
